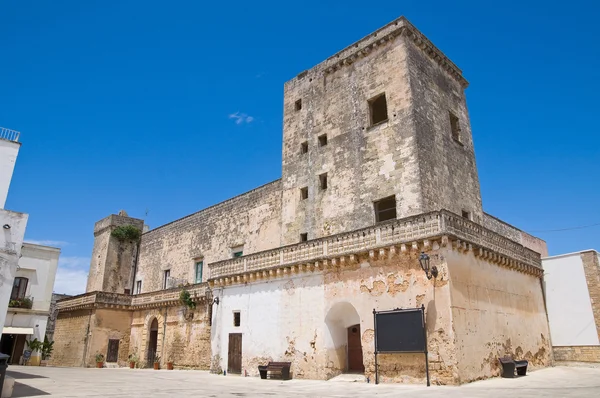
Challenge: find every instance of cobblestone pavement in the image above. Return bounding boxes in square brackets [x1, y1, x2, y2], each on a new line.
[6, 365, 600, 397]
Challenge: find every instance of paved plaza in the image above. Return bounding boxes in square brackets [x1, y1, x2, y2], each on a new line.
[5, 365, 600, 398]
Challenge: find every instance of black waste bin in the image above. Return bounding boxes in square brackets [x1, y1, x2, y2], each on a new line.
[258, 365, 267, 379]
[0, 352, 9, 397]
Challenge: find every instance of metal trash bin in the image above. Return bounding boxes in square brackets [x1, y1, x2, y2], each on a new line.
[258, 365, 267, 379]
[0, 353, 9, 397]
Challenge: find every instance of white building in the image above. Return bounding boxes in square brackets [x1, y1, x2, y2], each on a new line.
[543, 250, 600, 362]
[0, 127, 29, 350]
[1, 243, 60, 365]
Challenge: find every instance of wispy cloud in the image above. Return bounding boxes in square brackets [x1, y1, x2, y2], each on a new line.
[228, 112, 254, 125]
[53, 256, 89, 296]
[25, 239, 69, 247]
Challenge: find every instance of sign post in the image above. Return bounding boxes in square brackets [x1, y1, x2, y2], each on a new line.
[373, 304, 429, 386]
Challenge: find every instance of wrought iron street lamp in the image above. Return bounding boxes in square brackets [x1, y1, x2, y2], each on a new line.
[419, 252, 438, 280]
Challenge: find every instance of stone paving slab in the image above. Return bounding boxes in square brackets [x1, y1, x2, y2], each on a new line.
[6, 365, 600, 398]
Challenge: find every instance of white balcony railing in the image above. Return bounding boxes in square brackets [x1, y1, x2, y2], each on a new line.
[0, 127, 20, 143]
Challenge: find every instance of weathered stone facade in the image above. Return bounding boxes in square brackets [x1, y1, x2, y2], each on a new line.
[52, 16, 552, 384]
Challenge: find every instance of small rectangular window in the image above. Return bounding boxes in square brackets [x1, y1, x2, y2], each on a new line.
[300, 187, 308, 200]
[319, 173, 328, 190]
[295, 99, 302, 111]
[462, 210, 471, 220]
[368, 93, 388, 126]
[300, 233, 308, 242]
[318, 134, 327, 147]
[11, 277, 28, 300]
[233, 251, 243, 258]
[233, 311, 241, 327]
[135, 280, 142, 294]
[374, 195, 397, 223]
[300, 141, 308, 154]
[231, 245, 244, 258]
[163, 270, 170, 289]
[195, 261, 203, 283]
[449, 111, 461, 142]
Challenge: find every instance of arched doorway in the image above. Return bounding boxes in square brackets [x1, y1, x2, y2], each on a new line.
[147, 318, 158, 366]
[325, 302, 364, 374]
[347, 324, 364, 372]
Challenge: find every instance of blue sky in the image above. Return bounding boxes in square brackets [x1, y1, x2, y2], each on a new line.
[1, 1, 598, 295]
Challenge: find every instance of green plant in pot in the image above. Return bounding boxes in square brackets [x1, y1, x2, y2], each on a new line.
[25, 338, 43, 366]
[95, 353, 105, 368]
[153, 354, 161, 370]
[128, 352, 139, 369]
[40, 336, 54, 366]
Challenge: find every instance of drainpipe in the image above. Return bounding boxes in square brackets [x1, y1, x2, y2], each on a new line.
[82, 311, 92, 367]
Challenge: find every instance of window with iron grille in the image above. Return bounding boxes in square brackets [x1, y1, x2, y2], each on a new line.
[106, 339, 119, 363]
[11, 277, 28, 300]
[233, 311, 241, 327]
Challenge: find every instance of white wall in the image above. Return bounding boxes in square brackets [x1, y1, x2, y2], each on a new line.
[0, 209, 29, 332]
[211, 273, 326, 374]
[0, 139, 20, 210]
[543, 253, 599, 346]
[17, 244, 60, 312]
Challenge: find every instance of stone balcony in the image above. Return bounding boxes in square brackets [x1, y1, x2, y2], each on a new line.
[56, 284, 209, 312]
[208, 210, 543, 286]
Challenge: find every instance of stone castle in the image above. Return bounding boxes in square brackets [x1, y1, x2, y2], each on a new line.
[51, 16, 551, 384]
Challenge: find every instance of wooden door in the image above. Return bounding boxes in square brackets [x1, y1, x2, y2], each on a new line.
[12, 335, 26, 365]
[228, 333, 242, 374]
[106, 339, 119, 363]
[347, 324, 364, 372]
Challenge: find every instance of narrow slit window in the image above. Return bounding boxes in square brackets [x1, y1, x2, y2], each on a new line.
[135, 280, 142, 294]
[319, 173, 328, 190]
[163, 270, 170, 290]
[374, 195, 397, 223]
[369, 93, 388, 126]
[233, 311, 241, 327]
[195, 261, 203, 283]
[295, 99, 302, 111]
[300, 233, 308, 242]
[318, 134, 327, 147]
[300, 141, 308, 154]
[449, 111, 461, 142]
[300, 187, 308, 200]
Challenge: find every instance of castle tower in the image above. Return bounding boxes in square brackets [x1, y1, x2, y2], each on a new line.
[280, 17, 482, 245]
[86, 210, 144, 294]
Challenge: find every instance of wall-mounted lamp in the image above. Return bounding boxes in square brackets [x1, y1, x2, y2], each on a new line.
[419, 252, 438, 280]
[3, 224, 10, 230]
[212, 297, 220, 305]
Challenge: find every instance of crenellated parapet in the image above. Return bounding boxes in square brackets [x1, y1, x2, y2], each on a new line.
[208, 210, 543, 287]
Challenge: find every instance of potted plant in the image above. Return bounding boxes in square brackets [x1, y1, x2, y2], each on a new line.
[153, 354, 160, 370]
[40, 336, 54, 366]
[128, 352, 139, 369]
[95, 353, 105, 368]
[25, 338, 43, 366]
[167, 357, 174, 370]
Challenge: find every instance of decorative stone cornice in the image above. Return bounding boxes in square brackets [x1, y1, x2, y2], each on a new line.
[207, 210, 543, 288]
[294, 16, 468, 89]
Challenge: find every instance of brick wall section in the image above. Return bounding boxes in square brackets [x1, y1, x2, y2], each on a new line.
[581, 250, 600, 340]
[48, 309, 92, 367]
[554, 346, 600, 362]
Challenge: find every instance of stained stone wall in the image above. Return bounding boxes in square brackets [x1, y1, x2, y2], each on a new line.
[134, 180, 282, 293]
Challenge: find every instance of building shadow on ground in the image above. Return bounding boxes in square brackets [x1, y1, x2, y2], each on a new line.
[12, 382, 50, 397]
[6, 370, 48, 379]
[6, 370, 50, 397]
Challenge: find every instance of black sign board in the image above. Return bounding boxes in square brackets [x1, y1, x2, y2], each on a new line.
[375, 308, 425, 353]
[373, 305, 430, 386]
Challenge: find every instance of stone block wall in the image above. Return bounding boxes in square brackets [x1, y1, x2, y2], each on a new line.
[135, 180, 282, 293]
[554, 346, 600, 362]
[49, 309, 92, 367]
[483, 213, 548, 256]
[581, 251, 600, 339]
[129, 305, 211, 369]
